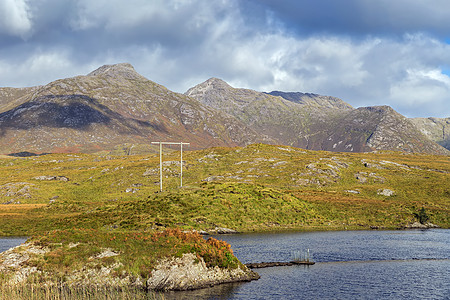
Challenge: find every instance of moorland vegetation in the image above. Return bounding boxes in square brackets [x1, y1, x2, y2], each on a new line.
[0, 143, 449, 297]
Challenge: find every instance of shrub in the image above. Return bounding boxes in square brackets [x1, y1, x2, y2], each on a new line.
[414, 207, 429, 224]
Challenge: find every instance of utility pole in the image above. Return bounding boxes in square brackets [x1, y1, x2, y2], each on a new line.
[151, 142, 190, 192]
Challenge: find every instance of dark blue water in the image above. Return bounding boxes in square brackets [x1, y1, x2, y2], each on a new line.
[0, 237, 27, 253]
[166, 229, 450, 299]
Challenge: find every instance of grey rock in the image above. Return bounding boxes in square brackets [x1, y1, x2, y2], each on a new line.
[147, 253, 258, 291]
[34, 176, 69, 181]
[355, 173, 368, 183]
[202, 175, 224, 182]
[404, 222, 440, 229]
[345, 190, 360, 194]
[212, 227, 239, 234]
[377, 189, 395, 196]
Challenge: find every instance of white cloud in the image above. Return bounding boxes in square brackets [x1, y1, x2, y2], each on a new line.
[0, 50, 87, 88]
[390, 69, 450, 115]
[0, 0, 32, 38]
[1, 1, 450, 118]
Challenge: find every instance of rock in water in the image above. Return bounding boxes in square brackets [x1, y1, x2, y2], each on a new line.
[147, 253, 259, 291]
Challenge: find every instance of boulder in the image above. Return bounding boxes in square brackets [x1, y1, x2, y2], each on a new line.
[212, 227, 239, 234]
[404, 222, 440, 229]
[34, 176, 69, 181]
[377, 189, 395, 196]
[147, 253, 259, 291]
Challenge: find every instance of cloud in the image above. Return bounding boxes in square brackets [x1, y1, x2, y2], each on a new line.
[0, 50, 90, 88]
[0, 0, 449, 117]
[250, 0, 450, 38]
[0, 0, 32, 38]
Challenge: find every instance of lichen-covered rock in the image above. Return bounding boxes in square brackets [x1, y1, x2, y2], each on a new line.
[404, 222, 440, 229]
[147, 253, 259, 291]
[0, 243, 49, 284]
[377, 189, 395, 196]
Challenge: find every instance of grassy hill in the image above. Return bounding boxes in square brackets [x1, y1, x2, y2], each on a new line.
[1, 143, 449, 236]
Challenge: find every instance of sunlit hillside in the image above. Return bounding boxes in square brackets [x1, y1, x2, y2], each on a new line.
[1, 144, 449, 236]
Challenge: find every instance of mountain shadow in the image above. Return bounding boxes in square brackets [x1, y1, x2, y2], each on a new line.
[0, 94, 165, 136]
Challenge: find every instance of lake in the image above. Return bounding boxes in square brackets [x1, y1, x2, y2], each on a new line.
[165, 229, 450, 299]
[0, 237, 27, 253]
[1, 230, 449, 299]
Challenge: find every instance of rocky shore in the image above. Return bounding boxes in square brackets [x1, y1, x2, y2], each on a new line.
[0, 242, 259, 291]
[148, 253, 259, 291]
[403, 222, 440, 229]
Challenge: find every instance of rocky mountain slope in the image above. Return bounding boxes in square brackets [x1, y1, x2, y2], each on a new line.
[267, 90, 353, 110]
[186, 78, 449, 155]
[185, 78, 351, 150]
[1, 64, 448, 155]
[410, 117, 450, 150]
[0, 64, 261, 154]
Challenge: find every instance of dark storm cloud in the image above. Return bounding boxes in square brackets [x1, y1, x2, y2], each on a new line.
[0, 0, 449, 117]
[248, 0, 450, 38]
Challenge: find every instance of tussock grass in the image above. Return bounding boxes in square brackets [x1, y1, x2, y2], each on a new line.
[0, 282, 164, 300]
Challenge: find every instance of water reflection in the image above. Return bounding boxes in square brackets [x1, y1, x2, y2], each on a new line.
[164, 282, 246, 300]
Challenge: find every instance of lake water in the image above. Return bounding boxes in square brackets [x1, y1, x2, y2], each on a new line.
[1, 231, 449, 299]
[0, 237, 27, 253]
[166, 229, 450, 299]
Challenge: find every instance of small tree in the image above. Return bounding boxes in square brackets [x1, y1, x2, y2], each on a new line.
[414, 207, 429, 224]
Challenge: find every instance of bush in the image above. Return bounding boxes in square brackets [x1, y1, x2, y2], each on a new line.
[414, 207, 429, 224]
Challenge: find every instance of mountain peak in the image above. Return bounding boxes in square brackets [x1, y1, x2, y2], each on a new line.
[185, 77, 232, 98]
[87, 63, 145, 80]
[205, 77, 231, 86]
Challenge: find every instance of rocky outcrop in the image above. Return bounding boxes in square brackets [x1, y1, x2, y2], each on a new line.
[404, 222, 440, 229]
[33, 175, 69, 181]
[267, 90, 352, 110]
[0, 242, 258, 291]
[147, 253, 259, 291]
[410, 117, 450, 150]
[377, 189, 395, 197]
[0, 243, 49, 285]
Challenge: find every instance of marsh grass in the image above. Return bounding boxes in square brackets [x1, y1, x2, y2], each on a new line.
[0, 281, 164, 300]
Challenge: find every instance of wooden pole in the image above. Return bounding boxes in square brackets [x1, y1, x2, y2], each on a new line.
[159, 142, 163, 192]
[151, 142, 190, 191]
[180, 142, 183, 187]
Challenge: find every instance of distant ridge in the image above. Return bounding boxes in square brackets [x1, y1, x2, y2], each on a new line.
[0, 64, 262, 154]
[186, 78, 449, 155]
[0, 65, 448, 155]
[267, 91, 353, 110]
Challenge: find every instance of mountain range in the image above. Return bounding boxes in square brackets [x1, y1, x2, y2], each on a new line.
[0, 63, 448, 155]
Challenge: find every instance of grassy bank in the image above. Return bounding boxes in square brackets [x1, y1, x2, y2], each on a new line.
[0, 144, 448, 235]
[0, 228, 239, 297]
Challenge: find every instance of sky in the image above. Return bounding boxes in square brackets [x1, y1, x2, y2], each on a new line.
[1, 0, 450, 118]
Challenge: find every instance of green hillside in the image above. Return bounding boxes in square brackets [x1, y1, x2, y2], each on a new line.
[1, 144, 449, 236]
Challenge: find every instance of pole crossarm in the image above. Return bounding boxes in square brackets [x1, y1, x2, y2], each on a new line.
[151, 142, 190, 192]
[151, 142, 190, 146]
